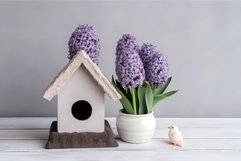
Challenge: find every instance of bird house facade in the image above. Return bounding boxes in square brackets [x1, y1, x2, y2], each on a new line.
[43, 50, 121, 133]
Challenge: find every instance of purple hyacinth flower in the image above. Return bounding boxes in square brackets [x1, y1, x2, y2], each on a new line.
[115, 48, 145, 88]
[145, 53, 169, 87]
[68, 24, 101, 65]
[116, 34, 140, 56]
[139, 43, 159, 68]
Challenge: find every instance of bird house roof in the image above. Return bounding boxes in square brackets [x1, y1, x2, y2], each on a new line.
[43, 50, 121, 101]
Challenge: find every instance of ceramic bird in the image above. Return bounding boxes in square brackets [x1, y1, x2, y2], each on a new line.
[168, 125, 183, 147]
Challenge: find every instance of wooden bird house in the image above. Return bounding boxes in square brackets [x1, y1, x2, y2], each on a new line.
[43, 50, 121, 133]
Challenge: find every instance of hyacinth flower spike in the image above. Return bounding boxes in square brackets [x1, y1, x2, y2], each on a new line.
[113, 35, 178, 115]
[68, 24, 101, 65]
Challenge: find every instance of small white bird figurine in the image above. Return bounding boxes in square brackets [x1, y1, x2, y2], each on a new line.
[168, 125, 183, 147]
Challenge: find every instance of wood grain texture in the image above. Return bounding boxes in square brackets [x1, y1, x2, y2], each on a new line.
[0, 117, 241, 161]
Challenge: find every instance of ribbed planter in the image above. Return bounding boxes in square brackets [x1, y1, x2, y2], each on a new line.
[116, 110, 156, 144]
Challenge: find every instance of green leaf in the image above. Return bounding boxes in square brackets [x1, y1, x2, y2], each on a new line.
[112, 75, 116, 85]
[137, 84, 147, 114]
[125, 88, 132, 103]
[131, 88, 137, 114]
[116, 87, 135, 114]
[134, 87, 139, 114]
[145, 84, 153, 113]
[112, 76, 134, 114]
[113, 77, 126, 96]
[112, 75, 132, 103]
[152, 90, 178, 108]
[153, 77, 172, 96]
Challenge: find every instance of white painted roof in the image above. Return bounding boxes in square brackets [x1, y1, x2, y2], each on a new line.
[43, 50, 121, 101]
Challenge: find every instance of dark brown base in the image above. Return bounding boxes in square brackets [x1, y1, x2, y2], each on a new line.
[46, 120, 118, 149]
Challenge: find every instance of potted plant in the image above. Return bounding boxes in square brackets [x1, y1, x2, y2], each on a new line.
[112, 34, 178, 143]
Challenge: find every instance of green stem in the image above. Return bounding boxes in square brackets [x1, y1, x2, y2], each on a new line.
[131, 88, 137, 115]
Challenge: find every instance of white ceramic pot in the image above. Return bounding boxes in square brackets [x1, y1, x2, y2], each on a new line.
[116, 110, 156, 144]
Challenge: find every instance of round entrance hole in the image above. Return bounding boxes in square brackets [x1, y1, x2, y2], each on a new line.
[71, 100, 92, 120]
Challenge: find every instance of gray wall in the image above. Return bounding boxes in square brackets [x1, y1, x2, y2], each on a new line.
[0, 1, 241, 117]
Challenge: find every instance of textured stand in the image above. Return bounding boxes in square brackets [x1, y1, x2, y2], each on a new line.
[46, 120, 118, 149]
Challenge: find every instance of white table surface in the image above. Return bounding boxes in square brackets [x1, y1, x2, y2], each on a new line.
[0, 117, 241, 161]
